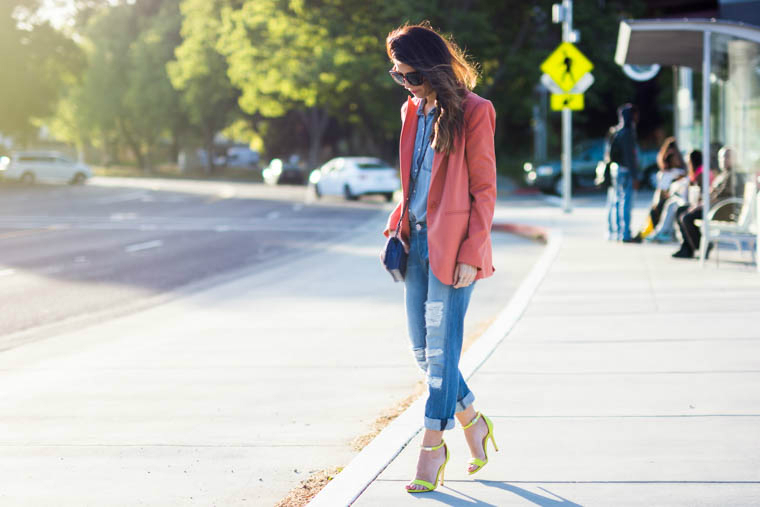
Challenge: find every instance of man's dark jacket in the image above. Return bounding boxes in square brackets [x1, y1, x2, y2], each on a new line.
[609, 106, 639, 180]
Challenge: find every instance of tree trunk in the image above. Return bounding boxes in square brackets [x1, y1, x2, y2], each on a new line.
[300, 107, 330, 170]
[118, 118, 146, 170]
[203, 127, 215, 176]
[170, 129, 181, 165]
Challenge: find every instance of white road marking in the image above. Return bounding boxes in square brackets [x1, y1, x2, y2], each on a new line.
[215, 225, 231, 232]
[266, 211, 281, 219]
[94, 192, 147, 205]
[217, 186, 236, 199]
[0, 268, 16, 277]
[110, 212, 138, 221]
[124, 240, 163, 253]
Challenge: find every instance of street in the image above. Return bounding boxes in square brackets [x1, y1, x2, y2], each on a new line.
[0, 179, 379, 348]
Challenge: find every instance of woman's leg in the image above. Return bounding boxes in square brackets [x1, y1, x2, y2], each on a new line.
[455, 404, 491, 473]
[422, 271, 475, 431]
[654, 198, 680, 236]
[407, 428, 446, 492]
[404, 226, 478, 489]
[403, 227, 456, 491]
[404, 228, 429, 373]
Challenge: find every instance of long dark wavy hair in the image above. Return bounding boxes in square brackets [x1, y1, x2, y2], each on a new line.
[386, 22, 479, 155]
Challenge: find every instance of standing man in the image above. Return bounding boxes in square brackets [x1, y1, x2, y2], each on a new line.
[609, 104, 640, 242]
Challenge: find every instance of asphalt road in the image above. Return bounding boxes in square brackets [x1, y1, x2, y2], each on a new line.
[0, 178, 382, 348]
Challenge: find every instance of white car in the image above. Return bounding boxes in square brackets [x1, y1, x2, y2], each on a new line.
[0, 151, 92, 184]
[310, 157, 400, 201]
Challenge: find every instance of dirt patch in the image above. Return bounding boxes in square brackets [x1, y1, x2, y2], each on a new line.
[274, 383, 425, 506]
[273, 466, 342, 507]
[350, 381, 426, 452]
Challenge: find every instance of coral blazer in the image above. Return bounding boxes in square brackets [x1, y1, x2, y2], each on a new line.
[384, 91, 497, 286]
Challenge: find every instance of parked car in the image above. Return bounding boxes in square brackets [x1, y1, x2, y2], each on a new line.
[224, 146, 259, 169]
[523, 139, 658, 194]
[0, 151, 91, 184]
[262, 158, 306, 185]
[309, 157, 400, 201]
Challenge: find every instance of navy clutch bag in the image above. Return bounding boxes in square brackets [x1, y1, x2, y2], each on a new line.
[382, 235, 407, 282]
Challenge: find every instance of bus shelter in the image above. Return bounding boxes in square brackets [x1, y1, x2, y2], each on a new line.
[615, 18, 760, 269]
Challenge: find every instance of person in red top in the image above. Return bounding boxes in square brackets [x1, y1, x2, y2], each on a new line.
[381, 23, 498, 493]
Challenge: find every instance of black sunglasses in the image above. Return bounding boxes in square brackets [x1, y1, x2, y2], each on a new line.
[389, 69, 424, 87]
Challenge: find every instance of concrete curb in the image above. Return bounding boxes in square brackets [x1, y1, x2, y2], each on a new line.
[308, 223, 561, 507]
[492, 222, 549, 243]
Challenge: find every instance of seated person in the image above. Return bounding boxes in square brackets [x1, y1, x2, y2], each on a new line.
[630, 148, 686, 242]
[672, 147, 735, 259]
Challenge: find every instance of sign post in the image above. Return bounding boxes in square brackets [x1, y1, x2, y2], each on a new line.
[544, 1, 593, 213]
[541, 2, 593, 213]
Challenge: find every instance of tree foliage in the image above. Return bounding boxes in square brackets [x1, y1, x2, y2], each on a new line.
[8, 0, 656, 173]
[0, 1, 83, 143]
[217, 0, 407, 167]
[167, 0, 241, 173]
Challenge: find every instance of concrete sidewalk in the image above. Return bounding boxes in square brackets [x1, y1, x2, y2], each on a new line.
[342, 195, 760, 506]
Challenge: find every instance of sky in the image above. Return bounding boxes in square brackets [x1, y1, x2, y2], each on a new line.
[35, 0, 77, 28]
[35, 0, 126, 29]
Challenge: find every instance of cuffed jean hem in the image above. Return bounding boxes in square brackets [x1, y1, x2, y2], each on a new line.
[425, 416, 456, 431]
[423, 391, 476, 431]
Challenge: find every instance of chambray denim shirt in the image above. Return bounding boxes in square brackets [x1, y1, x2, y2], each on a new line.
[409, 101, 436, 225]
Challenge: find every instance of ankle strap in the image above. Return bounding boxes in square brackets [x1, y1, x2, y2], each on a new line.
[420, 440, 446, 452]
[462, 412, 481, 430]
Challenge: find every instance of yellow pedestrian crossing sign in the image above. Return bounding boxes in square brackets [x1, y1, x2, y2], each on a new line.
[550, 93, 584, 111]
[541, 42, 593, 92]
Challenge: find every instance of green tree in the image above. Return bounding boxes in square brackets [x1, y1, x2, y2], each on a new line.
[168, 0, 241, 174]
[54, 0, 187, 170]
[218, 0, 409, 168]
[126, 0, 188, 169]
[0, 1, 83, 144]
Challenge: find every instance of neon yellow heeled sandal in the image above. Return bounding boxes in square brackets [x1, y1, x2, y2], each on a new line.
[405, 440, 449, 493]
[463, 412, 498, 475]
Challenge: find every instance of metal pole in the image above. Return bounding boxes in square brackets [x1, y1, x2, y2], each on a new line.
[562, 109, 571, 211]
[561, 0, 573, 213]
[700, 31, 711, 266]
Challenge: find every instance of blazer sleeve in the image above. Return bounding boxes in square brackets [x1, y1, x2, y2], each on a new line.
[383, 101, 410, 237]
[384, 201, 403, 237]
[456, 99, 497, 269]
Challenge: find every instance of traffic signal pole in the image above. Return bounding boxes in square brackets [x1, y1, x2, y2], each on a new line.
[555, 0, 574, 213]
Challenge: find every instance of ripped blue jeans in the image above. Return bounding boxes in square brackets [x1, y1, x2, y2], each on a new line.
[405, 224, 476, 431]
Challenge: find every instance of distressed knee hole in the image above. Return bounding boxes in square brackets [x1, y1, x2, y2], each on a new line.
[425, 301, 444, 328]
[412, 348, 427, 370]
[426, 348, 443, 359]
[427, 375, 443, 389]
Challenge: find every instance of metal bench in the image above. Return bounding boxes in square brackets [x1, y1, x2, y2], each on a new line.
[695, 181, 757, 265]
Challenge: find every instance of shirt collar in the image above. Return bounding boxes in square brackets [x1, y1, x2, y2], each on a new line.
[416, 99, 437, 118]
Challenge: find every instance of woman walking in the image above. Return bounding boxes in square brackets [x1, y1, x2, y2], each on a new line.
[382, 23, 498, 493]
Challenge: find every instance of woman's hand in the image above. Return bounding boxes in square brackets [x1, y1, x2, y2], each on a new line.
[453, 263, 477, 288]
